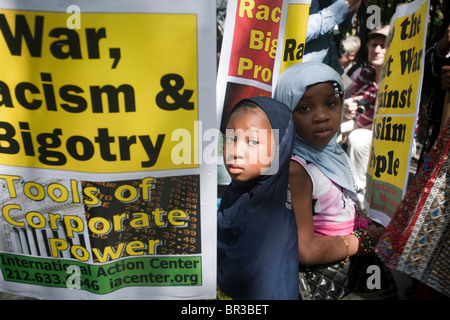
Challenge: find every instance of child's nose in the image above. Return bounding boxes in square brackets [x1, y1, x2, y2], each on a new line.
[233, 139, 246, 158]
[313, 106, 330, 122]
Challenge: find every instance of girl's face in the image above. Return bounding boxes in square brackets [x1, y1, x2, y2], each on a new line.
[293, 82, 342, 146]
[224, 106, 275, 182]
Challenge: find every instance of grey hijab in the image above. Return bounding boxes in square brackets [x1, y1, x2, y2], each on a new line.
[274, 62, 358, 196]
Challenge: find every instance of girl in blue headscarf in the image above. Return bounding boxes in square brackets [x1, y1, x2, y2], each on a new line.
[274, 63, 396, 300]
[217, 96, 299, 300]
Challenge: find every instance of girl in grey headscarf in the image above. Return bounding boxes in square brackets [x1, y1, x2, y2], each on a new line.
[274, 63, 396, 300]
[274, 62, 357, 197]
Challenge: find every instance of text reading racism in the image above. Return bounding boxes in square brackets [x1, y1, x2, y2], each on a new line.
[235, 0, 280, 83]
[0, 73, 135, 113]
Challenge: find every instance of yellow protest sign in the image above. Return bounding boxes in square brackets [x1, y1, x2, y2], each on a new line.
[216, 0, 310, 132]
[0, 10, 198, 173]
[0, 0, 217, 300]
[366, 0, 430, 226]
[277, 0, 310, 75]
[376, 8, 425, 115]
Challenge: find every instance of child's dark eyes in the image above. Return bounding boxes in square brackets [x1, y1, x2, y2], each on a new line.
[326, 100, 338, 108]
[296, 100, 339, 113]
[296, 104, 312, 113]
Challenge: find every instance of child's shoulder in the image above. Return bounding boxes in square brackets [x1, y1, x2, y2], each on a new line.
[290, 155, 331, 196]
[291, 154, 316, 169]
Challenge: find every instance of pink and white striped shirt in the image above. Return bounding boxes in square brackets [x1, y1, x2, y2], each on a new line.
[291, 155, 368, 236]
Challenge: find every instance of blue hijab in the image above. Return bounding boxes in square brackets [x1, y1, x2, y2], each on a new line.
[217, 96, 299, 300]
[274, 62, 357, 197]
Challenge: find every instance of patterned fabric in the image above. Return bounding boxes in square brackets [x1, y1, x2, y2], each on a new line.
[291, 155, 368, 236]
[375, 119, 450, 297]
[347, 63, 378, 128]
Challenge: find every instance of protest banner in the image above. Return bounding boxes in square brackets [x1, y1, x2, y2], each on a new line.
[365, 0, 430, 227]
[216, 0, 310, 188]
[272, 0, 311, 90]
[0, 0, 217, 299]
[216, 0, 310, 132]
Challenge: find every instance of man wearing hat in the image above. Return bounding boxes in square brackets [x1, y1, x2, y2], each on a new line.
[340, 25, 390, 208]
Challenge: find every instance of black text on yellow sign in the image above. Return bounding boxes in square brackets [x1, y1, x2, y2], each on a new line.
[0, 10, 199, 172]
[377, 11, 423, 112]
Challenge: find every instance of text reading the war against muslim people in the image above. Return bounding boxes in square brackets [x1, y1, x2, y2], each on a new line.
[366, 0, 428, 221]
[377, 12, 422, 111]
[370, 9, 426, 182]
[0, 10, 198, 173]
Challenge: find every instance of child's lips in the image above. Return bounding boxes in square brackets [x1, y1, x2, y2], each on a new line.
[228, 165, 244, 174]
[314, 127, 331, 138]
